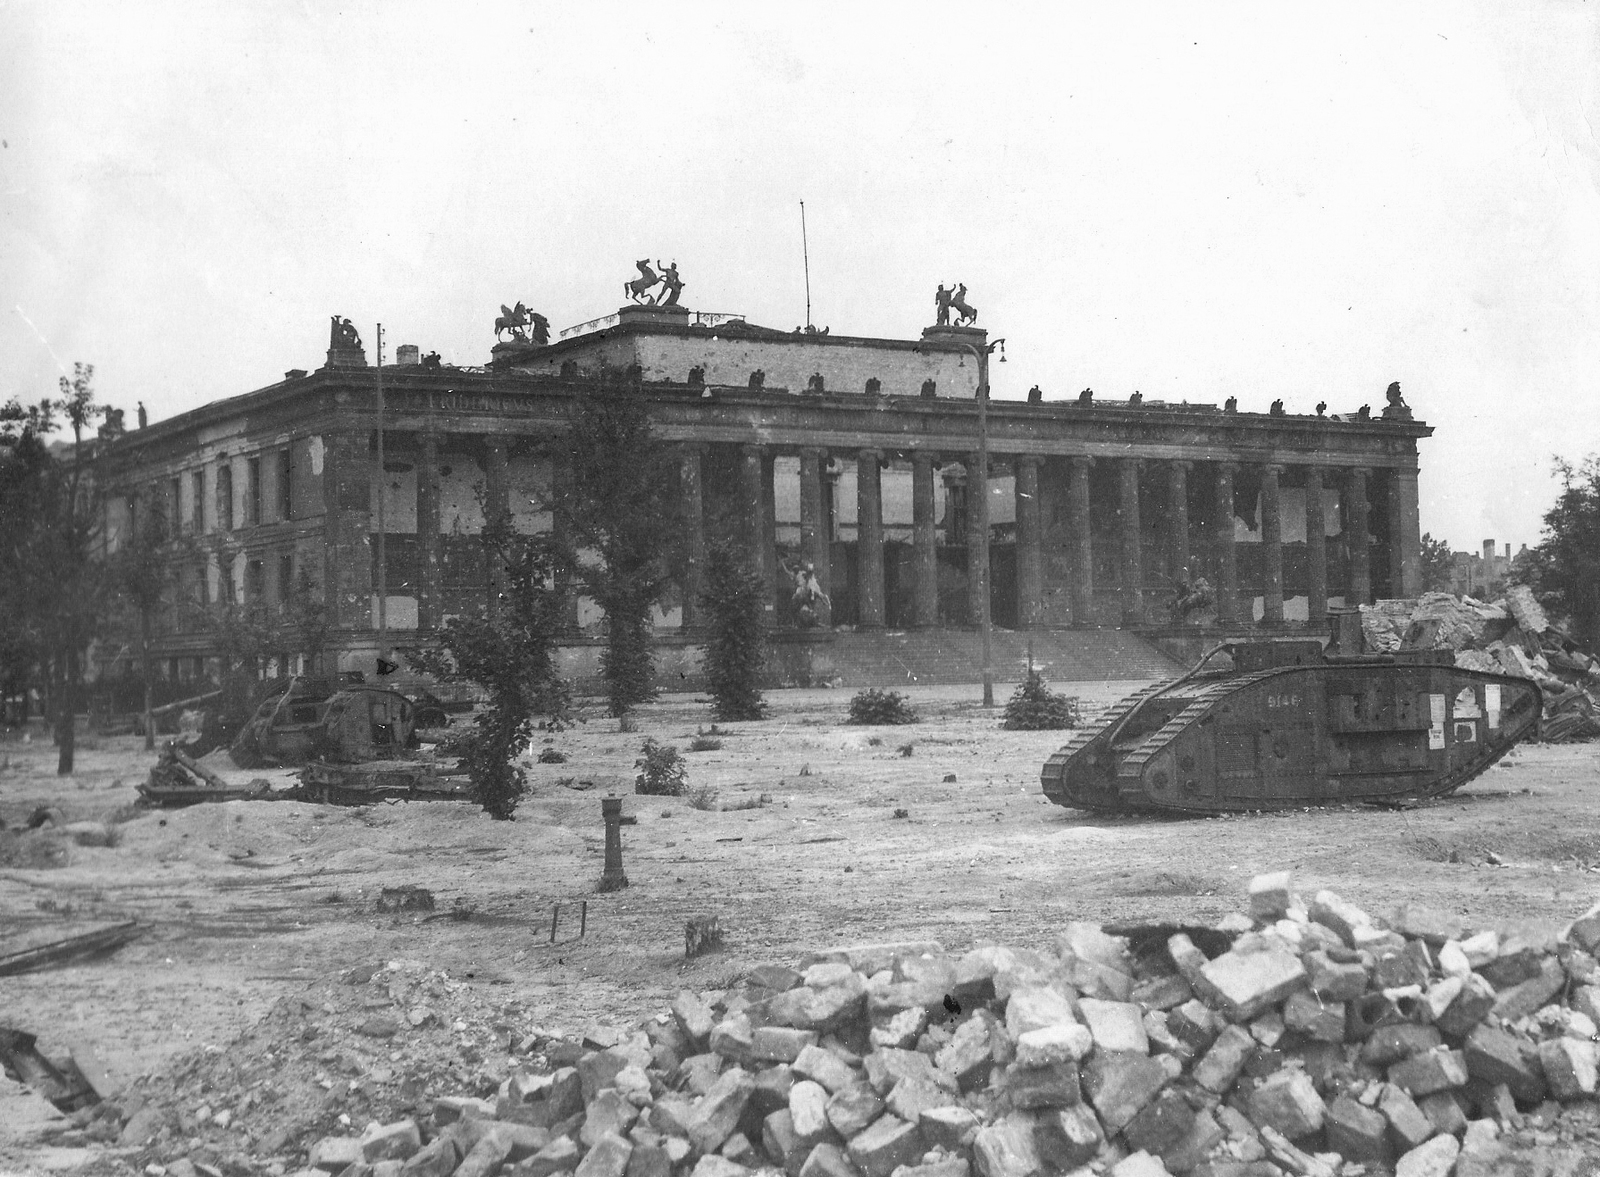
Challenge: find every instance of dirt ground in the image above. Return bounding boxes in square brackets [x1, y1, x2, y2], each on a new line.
[4, 678, 1600, 1175]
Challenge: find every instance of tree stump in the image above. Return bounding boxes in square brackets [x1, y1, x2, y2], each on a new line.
[685, 916, 723, 959]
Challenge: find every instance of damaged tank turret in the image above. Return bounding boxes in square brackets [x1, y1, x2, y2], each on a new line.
[1042, 618, 1542, 815]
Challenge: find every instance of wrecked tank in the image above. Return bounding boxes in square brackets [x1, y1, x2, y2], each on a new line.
[1042, 624, 1543, 815]
[230, 676, 417, 768]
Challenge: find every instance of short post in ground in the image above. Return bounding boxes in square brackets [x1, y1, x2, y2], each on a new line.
[599, 796, 629, 892]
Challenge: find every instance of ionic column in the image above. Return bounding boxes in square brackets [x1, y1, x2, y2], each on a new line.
[482, 440, 510, 612]
[1304, 466, 1327, 623]
[1014, 456, 1043, 628]
[1117, 457, 1143, 626]
[1346, 467, 1372, 606]
[761, 452, 778, 625]
[737, 443, 765, 580]
[1167, 461, 1191, 581]
[856, 449, 885, 627]
[1214, 462, 1238, 624]
[1067, 456, 1094, 625]
[912, 451, 939, 627]
[1261, 464, 1284, 625]
[799, 447, 831, 627]
[965, 453, 986, 629]
[551, 451, 580, 631]
[417, 430, 441, 630]
[680, 444, 706, 630]
[1390, 466, 1422, 597]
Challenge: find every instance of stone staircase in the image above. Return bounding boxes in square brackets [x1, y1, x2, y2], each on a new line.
[774, 628, 1184, 688]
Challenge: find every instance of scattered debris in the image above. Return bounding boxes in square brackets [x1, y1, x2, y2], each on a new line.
[374, 886, 435, 914]
[139, 744, 269, 807]
[0, 922, 143, 977]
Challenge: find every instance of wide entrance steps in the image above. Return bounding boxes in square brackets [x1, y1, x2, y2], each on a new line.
[774, 628, 1184, 688]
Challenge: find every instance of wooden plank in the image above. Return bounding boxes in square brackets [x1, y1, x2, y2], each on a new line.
[0, 922, 143, 977]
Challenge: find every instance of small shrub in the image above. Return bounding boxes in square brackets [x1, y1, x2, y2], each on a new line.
[537, 747, 567, 763]
[689, 736, 723, 752]
[634, 738, 688, 796]
[847, 689, 919, 726]
[618, 714, 639, 733]
[1001, 670, 1081, 730]
[897, 742, 915, 757]
[687, 784, 720, 810]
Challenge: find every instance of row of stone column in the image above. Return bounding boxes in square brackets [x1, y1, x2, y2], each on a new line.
[673, 444, 1413, 631]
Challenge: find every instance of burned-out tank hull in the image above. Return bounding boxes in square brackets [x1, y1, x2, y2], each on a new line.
[1042, 640, 1542, 815]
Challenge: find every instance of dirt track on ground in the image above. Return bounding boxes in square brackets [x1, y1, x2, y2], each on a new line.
[3, 681, 1600, 1171]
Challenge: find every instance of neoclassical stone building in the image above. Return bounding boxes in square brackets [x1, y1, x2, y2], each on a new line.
[93, 300, 1429, 684]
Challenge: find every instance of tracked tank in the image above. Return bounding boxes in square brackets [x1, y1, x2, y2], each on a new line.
[1042, 634, 1542, 815]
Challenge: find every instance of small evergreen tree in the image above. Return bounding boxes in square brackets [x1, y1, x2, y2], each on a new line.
[405, 500, 569, 820]
[1001, 668, 1080, 730]
[700, 543, 768, 720]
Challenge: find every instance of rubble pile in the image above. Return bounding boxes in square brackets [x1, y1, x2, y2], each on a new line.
[1361, 588, 1600, 742]
[165, 874, 1600, 1177]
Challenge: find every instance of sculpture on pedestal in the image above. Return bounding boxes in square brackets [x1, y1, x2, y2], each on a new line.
[950, 284, 978, 326]
[934, 284, 955, 326]
[495, 303, 550, 345]
[623, 259, 686, 306]
[1382, 381, 1412, 420]
[329, 316, 363, 352]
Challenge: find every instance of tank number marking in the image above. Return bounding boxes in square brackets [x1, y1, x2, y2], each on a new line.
[1267, 694, 1302, 709]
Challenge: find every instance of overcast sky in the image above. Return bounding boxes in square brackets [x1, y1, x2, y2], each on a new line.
[4, 2, 1597, 553]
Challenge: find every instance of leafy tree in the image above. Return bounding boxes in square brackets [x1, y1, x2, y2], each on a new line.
[553, 384, 677, 716]
[699, 543, 768, 720]
[404, 498, 569, 819]
[107, 487, 183, 748]
[0, 364, 106, 773]
[282, 565, 330, 675]
[1520, 456, 1600, 647]
[1418, 532, 1455, 593]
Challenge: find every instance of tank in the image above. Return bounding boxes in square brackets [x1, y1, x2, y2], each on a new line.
[230, 676, 418, 767]
[1042, 632, 1542, 815]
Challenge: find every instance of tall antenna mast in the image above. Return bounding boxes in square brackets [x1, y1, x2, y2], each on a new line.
[375, 322, 388, 669]
[800, 201, 812, 330]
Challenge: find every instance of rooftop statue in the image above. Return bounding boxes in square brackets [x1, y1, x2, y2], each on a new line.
[657, 260, 684, 307]
[329, 316, 362, 351]
[950, 283, 978, 327]
[496, 302, 549, 345]
[624, 259, 686, 306]
[934, 283, 955, 326]
[1382, 380, 1412, 420]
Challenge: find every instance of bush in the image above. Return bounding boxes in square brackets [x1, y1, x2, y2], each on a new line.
[634, 738, 688, 796]
[847, 689, 918, 726]
[537, 746, 567, 763]
[687, 784, 719, 810]
[689, 735, 723, 752]
[1001, 669, 1081, 730]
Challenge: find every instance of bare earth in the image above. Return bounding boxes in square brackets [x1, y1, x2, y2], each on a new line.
[3, 680, 1600, 1174]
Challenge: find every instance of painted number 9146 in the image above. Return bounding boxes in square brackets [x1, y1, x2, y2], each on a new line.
[1267, 694, 1302, 709]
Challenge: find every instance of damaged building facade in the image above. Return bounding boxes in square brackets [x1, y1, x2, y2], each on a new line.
[91, 298, 1431, 683]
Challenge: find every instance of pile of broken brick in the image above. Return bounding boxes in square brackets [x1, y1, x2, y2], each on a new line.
[1361, 586, 1600, 742]
[302, 872, 1600, 1177]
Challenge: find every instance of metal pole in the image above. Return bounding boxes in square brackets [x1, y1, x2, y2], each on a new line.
[375, 324, 388, 668]
[800, 202, 812, 330]
[976, 345, 994, 707]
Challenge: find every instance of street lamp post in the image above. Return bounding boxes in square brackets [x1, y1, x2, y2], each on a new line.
[957, 337, 1005, 707]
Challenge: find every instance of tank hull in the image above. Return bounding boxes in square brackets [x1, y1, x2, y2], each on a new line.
[1043, 661, 1541, 814]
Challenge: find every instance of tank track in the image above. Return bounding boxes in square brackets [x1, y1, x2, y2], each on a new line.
[1041, 679, 1181, 812]
[1112, 671, 1279, 808]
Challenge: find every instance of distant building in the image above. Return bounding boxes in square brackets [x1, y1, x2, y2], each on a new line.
[1450, 539, 1524, 599]
[89, 294, 1431, 685]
